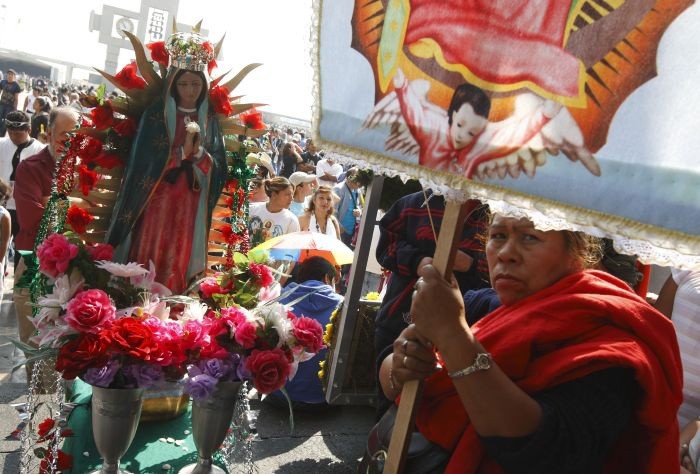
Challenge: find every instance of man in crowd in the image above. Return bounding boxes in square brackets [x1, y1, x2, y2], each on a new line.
[316, 154, 343, 188]
[300, 139, 321, 173]
[15, 107, 79, 256]
[13, 107, 78, 389]
[23, 86, 41, 116]
[373, 190, 490, 417]
[268, 256, 343, 410]
[0, 111, 45, 251]
[0, 69, 22, 136]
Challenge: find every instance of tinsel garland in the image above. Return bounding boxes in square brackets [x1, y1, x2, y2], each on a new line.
[222, 138, 255, 268]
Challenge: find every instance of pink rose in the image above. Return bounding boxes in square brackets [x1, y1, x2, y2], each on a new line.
[292, 317, 324, 353]
[234, 321, 258, 349]
[248, 263, 274, 287]
[36, 234, 79, 278]
[86, 243, 114, 261]
[181, 319, 211, 352]
[245, 348, 291, 394]
[199, 276, 232, 299]
[64, 289, 116, 334]
[220, 307, 247, 327]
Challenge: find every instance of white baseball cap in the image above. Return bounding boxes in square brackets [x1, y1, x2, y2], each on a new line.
[289, 172, 317, 188]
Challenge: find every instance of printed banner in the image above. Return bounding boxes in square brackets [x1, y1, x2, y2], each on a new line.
[314, 0, 700, 266]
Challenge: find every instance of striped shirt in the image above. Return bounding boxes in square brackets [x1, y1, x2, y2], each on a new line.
[672, 269, 700, 426]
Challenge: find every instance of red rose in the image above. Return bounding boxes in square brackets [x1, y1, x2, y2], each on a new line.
[234, 321, 258, 349]
[209, 85, 232, 116]
[81, 137, 103, 161]
[114, 61, 146, 90]
[55, 333, 109, 379]
[93, 152, 123, 169]
[292, 316, 324, 353]
[248, 263, 274, 287]
[91, 102, 114, 130]
[114, 117, 137, 137]
[65, 289, 116, 334]
[66, 205, 94, 234]
[147, 41, 169, 67]
[107, 317, 159, 362]
[245, 348, 291, 394]
[240, 108, 265, 130]
[78, 164, 99, 196]
[36, 233, 79, 277]
[37, 418, 55, 438]
[86, 243, 114, 261]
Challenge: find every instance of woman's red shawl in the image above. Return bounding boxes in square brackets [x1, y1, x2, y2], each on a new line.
[413, 270, 682, 473]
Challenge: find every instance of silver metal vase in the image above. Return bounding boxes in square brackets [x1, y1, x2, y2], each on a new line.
[89, 385, 145, 474]
[178, 381, 242, 474]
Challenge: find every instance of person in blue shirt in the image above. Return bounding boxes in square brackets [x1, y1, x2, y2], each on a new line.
[267, 256, 343, 410]
[333, 168, 362, 248]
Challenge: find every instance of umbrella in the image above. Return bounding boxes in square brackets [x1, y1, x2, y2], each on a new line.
[250, 231, 354, 266]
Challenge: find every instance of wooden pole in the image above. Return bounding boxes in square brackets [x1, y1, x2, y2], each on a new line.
[383, 200, 471, 473]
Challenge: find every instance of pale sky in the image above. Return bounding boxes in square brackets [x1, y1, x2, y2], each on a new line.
[0, 0, 314, 119]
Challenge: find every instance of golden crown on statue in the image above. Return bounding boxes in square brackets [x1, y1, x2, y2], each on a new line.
[165, 31, 215, 72]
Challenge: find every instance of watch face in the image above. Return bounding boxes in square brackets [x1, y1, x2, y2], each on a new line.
[476, 353, 491, 370]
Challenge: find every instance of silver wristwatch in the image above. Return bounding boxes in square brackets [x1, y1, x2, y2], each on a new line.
[448, 352, 492, 379]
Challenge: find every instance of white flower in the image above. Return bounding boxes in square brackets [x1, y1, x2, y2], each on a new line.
[130, 261, 172, 297]
[37, 272, 84, 308]
[257, 303, 292, 348]
[29, 319, 76, 348]
[181, 301, 208, 322]
[185, 121, 200, 134]
[96, 261, 149, 278]
[144, 299, 171, 322]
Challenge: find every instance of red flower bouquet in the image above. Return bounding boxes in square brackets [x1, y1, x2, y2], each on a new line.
[182, 251, 324, 401]
[22, 233, 204, 389]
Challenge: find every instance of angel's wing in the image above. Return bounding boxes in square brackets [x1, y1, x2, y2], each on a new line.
[468, 94, 601, 180]
[362, 79, 446, 157]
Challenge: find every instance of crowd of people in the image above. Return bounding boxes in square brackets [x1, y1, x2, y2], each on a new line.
[1, 63, 699, 473]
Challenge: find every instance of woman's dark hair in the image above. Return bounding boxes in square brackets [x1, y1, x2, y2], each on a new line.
[264, 177, 292, 198]
[297, 256, 337, 283]
[305, 185, 334, 217]
[281, 142, 301, 160]
[170, 69, 208, 108]
[447, 83, 491, 125]
[35, 96, 52, 113]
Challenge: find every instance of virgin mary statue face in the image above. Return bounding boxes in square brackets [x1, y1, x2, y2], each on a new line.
[175, 71, 204, 109]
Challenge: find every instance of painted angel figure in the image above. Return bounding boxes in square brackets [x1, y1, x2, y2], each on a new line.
[364, 68, 601, 180]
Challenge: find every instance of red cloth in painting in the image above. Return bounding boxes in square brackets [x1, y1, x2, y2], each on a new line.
[405, 0, 581, 98]
[413, 270, 682, 474]
[128, 111, 211, 294]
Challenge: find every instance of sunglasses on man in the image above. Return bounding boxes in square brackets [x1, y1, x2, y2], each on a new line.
[4, 119, 30, 129]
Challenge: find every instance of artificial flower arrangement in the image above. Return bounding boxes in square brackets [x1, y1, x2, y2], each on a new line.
[18, 232, 201, 389]
[184, 252, 326, 401]
[19, 239, 325, 403]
